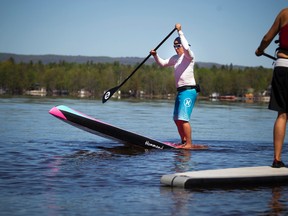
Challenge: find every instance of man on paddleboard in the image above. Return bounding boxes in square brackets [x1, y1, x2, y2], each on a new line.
[150, 23, 199, 150]
[255, 8, 288, 168]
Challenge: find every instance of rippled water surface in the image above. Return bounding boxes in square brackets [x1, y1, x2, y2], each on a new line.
[1, 97, 288, 215]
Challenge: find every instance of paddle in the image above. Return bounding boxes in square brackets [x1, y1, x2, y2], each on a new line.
[263, 53, 276, 61]
[102, 27, 177, 103]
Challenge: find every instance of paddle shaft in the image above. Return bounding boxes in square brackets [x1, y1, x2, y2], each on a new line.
[263, 53, 276, 61]
[117, 28, 176, 89]
[102, 27, 177, 103]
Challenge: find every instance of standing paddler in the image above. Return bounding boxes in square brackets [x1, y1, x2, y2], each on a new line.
[255, 8, 288, 168]
[150, 23, 201, 149]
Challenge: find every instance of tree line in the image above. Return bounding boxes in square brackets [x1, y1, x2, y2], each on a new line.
[0, 57, 273, 98]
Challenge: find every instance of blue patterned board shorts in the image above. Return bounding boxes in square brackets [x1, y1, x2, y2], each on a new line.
[173, 89, 197, 121]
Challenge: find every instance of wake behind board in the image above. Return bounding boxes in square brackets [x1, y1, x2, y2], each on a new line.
[49, 105, 177, 150]
[161, 166, 288, 188]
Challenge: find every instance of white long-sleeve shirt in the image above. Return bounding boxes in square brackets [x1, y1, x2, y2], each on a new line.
[153, 30, 196, 88]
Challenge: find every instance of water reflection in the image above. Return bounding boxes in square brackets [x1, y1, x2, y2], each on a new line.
[268, 187, 288, 215]
[173, 150, 192, 173]
[159, 187, 192, 216]
[160, 185, 288, 215]
[97, 144, 147, 156]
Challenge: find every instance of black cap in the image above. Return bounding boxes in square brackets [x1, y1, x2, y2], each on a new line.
[174, 37, 181, 45]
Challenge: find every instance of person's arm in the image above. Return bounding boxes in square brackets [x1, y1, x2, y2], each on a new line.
[150, 50, 175, 67]
[255, 10, 282, 56]
[176, 24, 194, 60]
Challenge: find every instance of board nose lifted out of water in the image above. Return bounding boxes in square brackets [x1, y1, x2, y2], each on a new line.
[49, 105, 208, 150]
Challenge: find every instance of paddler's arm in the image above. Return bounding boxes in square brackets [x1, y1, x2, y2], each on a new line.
[176, 23, 194, 61]
[150, 50, 174, 67]
[255, 9, 282, 56]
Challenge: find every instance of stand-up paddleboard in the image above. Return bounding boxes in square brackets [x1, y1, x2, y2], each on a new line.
[161, 166, 288, 188]
[49, 105, 208, 150]
[49, 105, 178, 150]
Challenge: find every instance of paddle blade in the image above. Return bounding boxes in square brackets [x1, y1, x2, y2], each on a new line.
[102, 86, 119, 103]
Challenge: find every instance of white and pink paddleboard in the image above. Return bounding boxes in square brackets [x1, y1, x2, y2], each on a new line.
[161, 166, 288, 188]
[49, 105, 208, 150]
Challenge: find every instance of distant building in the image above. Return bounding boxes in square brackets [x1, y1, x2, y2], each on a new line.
[25, 87, 47, 96]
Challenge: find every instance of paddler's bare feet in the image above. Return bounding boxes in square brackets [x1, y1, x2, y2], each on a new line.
[175, 143, 208, 150]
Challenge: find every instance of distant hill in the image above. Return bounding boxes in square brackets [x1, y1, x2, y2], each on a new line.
[0, 53, 241, 69]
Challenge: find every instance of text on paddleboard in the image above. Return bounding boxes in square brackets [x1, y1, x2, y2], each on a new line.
[145, 141, 164, 149]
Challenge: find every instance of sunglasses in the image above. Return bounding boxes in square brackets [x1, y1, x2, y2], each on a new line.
[173, 44, 182, 49]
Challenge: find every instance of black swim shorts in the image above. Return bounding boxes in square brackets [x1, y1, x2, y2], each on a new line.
[269, 66, 288, 113]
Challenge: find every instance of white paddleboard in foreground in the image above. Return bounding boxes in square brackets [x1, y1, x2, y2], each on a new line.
[161, 166, 288, 188]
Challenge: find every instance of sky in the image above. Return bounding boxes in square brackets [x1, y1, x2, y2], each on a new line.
[0, 0, 287, 68]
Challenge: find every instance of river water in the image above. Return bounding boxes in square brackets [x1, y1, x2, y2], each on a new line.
[1, 97, 288, 215]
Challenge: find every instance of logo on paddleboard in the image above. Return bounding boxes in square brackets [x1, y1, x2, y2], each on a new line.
[145, 141, 164, 149]
[184, 98, 192, 107]
[104, 91, 111, 100]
